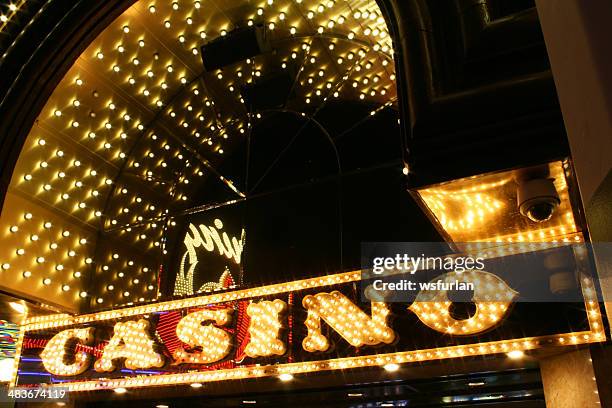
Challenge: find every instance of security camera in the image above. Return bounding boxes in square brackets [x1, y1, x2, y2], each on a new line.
[516, 178, 560, 223]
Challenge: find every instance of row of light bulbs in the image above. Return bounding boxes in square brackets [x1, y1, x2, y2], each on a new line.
[30, 335, 581, 393]
[0, 1, 21, 26]
[24, 271, 363, 330]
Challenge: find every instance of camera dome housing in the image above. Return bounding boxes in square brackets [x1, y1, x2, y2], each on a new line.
[517, 178, 561, 223]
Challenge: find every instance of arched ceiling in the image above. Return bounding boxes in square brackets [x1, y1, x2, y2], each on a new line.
[0, 0, 397, 312]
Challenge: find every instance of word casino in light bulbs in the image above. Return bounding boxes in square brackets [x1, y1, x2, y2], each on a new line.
[11, 268, 605, 392]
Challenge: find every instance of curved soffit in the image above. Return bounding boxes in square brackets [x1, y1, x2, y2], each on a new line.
[0, 0, 397, 311]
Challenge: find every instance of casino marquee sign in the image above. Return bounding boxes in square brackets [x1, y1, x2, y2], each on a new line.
[11, 270, 606, 392]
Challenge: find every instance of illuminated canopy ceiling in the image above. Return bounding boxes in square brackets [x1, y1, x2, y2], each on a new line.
[0, 0, 397, 311]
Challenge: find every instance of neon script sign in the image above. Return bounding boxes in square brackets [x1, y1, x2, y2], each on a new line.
[174, 219, 245, 296]
[12, 270, 605, 392]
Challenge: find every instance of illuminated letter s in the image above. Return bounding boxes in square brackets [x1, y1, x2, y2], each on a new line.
[173, 309, 233, 364]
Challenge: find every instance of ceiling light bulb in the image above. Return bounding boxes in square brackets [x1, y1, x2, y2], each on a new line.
[383, 363, 400, 372]
[507, 350, 525, 360]
[9, 302, 27, 313]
